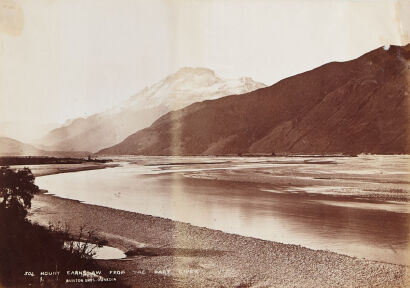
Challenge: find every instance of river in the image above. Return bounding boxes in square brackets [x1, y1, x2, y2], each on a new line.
[33, 155, 410, 265]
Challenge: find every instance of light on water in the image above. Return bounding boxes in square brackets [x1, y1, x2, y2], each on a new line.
[38, 156, 410, 265]
[93, 245, 126, 260]
[64, 241, 126, 260]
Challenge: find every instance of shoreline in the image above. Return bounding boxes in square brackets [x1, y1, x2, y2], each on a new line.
[29, 192, 410, 287]
[12, 162, 119, 177]
[34, 163, 119, 177]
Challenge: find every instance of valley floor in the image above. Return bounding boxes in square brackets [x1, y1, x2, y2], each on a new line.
[29, 193, 409, 288]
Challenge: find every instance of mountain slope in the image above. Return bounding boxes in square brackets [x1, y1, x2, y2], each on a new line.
[0, 137, 45, 156]
[98, 44, 410, 156]
[40, 68, 266, 152]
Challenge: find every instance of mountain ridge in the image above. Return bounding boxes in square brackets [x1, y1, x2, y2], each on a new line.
[0, 137, 45, 156]
[98, 44, 410, 156]
[0, 136, 90, 157]
[40, 68, 266, 152]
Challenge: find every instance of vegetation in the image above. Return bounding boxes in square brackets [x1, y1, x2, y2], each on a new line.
[0, 167, 39, 221]
[0, 166, 124, 287]
[0, 156, 111, 166]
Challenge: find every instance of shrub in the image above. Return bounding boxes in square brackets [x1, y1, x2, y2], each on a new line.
[0, 166, 39, 221]
[0, 167, 124, 287]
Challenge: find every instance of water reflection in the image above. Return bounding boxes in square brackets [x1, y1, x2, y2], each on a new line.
[36, 156, 410, 265]
[64, 241, 126, 260]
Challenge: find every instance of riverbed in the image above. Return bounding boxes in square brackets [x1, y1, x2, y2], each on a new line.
[33, 155, 410, 265]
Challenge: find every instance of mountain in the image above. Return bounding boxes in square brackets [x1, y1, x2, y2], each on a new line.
[40, 68, 266, 153]
[98, 44, 410, 156]
[0, 137, 90, 157]
[0, 121, 59, 144]
[0, 137, 45, 156]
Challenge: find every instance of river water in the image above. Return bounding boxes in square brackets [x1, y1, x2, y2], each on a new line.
[33, 155, 410, 265]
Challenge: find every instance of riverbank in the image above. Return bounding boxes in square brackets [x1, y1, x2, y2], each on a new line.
[29, 193, 409, 288]
[11, 162, 118, 177]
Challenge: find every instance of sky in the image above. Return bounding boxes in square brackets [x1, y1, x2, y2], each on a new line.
[0, 0, 409, 142]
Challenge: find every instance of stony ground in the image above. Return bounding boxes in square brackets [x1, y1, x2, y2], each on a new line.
[29, 193, 409, 288]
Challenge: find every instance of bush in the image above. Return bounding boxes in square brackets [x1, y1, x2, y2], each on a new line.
[0, 166, 39, 221]
[0, 167, 125, 287]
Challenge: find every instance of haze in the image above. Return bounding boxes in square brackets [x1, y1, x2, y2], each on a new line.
[0, 0, 408, 142]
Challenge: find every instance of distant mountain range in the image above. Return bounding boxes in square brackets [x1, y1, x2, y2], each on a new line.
[0, 137, 89, 157]
[98, 44, 410, 156]
[0, 121, 58, 144]
[39, 68, 266, 153]
[0, 137, 45, 156]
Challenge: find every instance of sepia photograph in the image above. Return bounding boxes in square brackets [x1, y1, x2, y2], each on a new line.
[0, 0, 409, 287]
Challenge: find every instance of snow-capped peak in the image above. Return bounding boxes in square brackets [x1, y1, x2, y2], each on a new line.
[121, 67, 266, 111]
